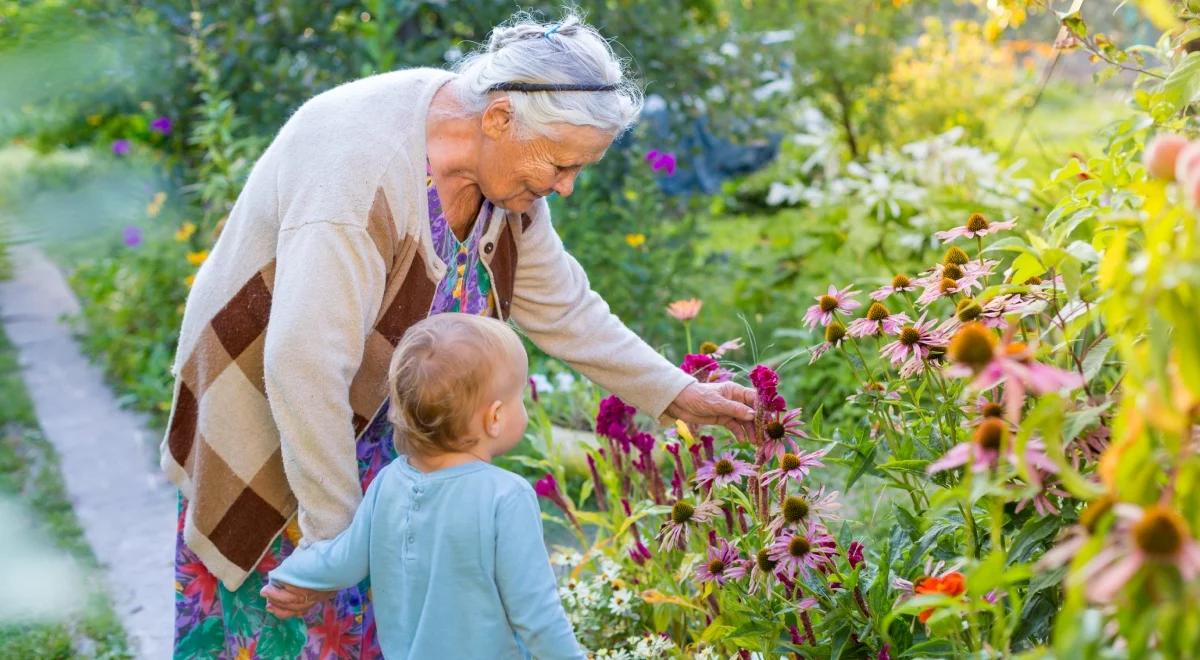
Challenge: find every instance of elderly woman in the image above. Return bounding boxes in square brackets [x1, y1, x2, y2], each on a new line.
[162, 12, 754, 657]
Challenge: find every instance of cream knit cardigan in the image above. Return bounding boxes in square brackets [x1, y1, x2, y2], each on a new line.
[161, 67, 695, 589]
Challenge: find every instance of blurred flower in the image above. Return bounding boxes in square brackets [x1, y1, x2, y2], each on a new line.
[527, 377, 540, 403]
[696, 537, 747, 584]
[645, 150, 677, 176]
[871, 274, 917, 301]
[803, 284, 861, 329]
[947, 324, 1083, 420]
[186, 250, 209, 266]
[624, 233, 646, 248]
[879, 314, 946, 366]
[150, 115, 173, 135]
[146, 191, 167, 218]
[175, 222, 197, 242]
[934, 213, 1016, 242]
[913, 571, 966, 623]
[847, 302, 911, 338]
[184, 274, 196, 288]
[666, 298, 702, 321]
[86, 113, 103, 126]
[111, 139, 131, 156]
[695, 451, 755, 489]
[657, 499, 722, 551]
[1080, 504, 1200, 604]
[927, 417, 1057, 481]
[122, 225, 142, 247]
[534, 473, 581, 531]
[767, 526, 837, 580]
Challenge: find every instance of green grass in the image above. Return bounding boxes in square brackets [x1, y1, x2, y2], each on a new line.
[0, 322, 131, 658]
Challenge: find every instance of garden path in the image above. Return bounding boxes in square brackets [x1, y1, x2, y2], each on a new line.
[0, 245, 174, 659]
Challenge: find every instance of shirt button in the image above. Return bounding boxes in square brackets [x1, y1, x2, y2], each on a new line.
[484, 242, 494, 254]
[407, 535, 415, 544]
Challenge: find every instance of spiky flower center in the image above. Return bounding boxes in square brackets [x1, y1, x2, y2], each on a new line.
[699, 341, 719, 355]
[966, 213, 989, 233]
[1133, 506, 1188, 557]
[671, 501, 695, 525]
[973, 418, 1007, 451]
[706, 558, 727, 576]
[781, 453, 801, 471]
[956, 298, 983, 322]
[943, 264, 965, 280]
[819, 295, 839, 312]
[1024, 275, 1043, 286]
[825, 321, 846, 344]
[757, 548, 777, 571]
[981, 402, 1004, 418]
[892, 274, 912, 289]
[899, 326, 921, 346]
[939, 277, 958, 294]
[766, 422, 786, 440]
[948, 323, 997, 372]
[944, 246, 970, 266]
[783, 496, 810, 523]
[866, 302, 890, 322]
[788, 536, 812, 558]
[714, 459, 735, 477]
[1079, 495, 1115, 534]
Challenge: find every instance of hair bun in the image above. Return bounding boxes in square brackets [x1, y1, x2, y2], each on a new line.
[486, 15, 582, 53]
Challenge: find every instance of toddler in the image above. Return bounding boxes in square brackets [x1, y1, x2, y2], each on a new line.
[265, 313, 583, 659]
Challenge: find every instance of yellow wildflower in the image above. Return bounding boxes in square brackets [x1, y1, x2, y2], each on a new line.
[186, 250, 209, 266]
[86, 114, 103, 126]
[623, 189, 638, 202]
[146, 191, 167, 218]
[175, 222, 196, 242]
[624, 233, 646, 248]
[184, 274, 196, 288]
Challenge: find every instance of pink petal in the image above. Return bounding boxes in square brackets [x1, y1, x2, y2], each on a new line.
[1085, 554, 1143, 603]
[928, 443, 972, 473]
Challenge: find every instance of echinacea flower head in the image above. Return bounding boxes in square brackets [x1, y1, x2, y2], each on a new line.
[927, 417, 1007, 473]
[943, 246, 970, 266]
[879, 315, 946, 366]
[1082, 503, 1200, 603]
[934, 213, 1017, 242]
[871, 274, 917, 301]
[948, 329, 1084, 420]
[767, 527, 838, 580]
[810, 322, 846, 364]
[803, 285, 861, 329]
[766, 486, 840, 536]
[947, 323, 998, 373]
[695, 451, 756, 488]
[658, 499, 723, 551]
[666, 298, 702, 321]
[758, 407, 809, 459]
[760, 447, 829, 486]
[847, 302, 911, 338]
[955, 299, 983, 323]
[696, 537, 747, 584]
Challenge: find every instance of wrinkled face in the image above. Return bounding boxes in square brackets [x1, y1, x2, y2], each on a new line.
[477, 99, 614, 212]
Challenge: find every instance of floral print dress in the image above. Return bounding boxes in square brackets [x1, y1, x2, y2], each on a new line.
[173, 166, 497, 659]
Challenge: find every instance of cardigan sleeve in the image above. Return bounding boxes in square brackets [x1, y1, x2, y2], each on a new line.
[263, 221, 387, 545]
[507, 201, 695, 419]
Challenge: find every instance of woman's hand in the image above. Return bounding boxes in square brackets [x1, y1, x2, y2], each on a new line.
[259, 580, 335, 619]
[664, 382, 757, 440]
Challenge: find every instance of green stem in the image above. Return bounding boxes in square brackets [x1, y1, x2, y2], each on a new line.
[684, 321, 693, 355]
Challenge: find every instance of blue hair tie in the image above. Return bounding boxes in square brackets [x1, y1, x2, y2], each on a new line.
[543, 22, 562, 39]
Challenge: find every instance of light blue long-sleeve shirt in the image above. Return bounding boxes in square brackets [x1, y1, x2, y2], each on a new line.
[269, 458, 584, 659]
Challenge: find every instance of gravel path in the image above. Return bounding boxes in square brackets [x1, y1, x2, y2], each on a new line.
[0, 245, 174, 659]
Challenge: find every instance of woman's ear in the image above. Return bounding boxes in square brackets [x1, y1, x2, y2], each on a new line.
[481, 97, 514, 140]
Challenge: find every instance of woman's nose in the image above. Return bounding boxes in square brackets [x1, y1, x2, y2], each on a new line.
[552, 172, 577, 198]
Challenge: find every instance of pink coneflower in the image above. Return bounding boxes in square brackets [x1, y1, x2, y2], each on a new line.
[696, 537, 747, 584]
[981, 294, 1030, 327]
[758, 407, 809, 459]
[915, 265, 982, 306]
[1037, 495, 1116, 571]
[879, 315, 946, 366]
[870, 274, 917, 301]
[760, 448, 829, 486]
[1079, 503, 1200, 603]
[765, 487, 840, 536]
[926, 418, 1057, 478]
[666, 298, 702, 321]
[803, 285, 861, 329]
[702, 337, 743, 357]
[847, 302, 911, 338]
[946, 323, 1083, 421]
[934, 213, 1016, 242]
[645, 149, 678, 175]
[809, 321, 846, 364]
[695, 451, 756, 489]
[658, 499, 722, 551]
[1071, 424, 1110, 466]
[767, 527, 838, 580]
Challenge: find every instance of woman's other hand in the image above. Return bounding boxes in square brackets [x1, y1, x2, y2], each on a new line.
[259, 580, 334, 619]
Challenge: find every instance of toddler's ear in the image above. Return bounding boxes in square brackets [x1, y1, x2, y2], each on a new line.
[484, 399, 504, 438]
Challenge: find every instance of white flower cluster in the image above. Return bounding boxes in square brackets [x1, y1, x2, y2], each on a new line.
[551, 552, 652, 656]
[592, 634, 676, 659]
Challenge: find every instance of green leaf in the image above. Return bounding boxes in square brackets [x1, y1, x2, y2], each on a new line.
[1160, 52, 1200, 116]
[1010, 252, 1045, 285]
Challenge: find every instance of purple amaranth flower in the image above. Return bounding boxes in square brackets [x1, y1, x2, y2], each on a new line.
[848, 541, 865, 569]
[695, 451, 756, 489]
[122, 225, 142, 247]
[696, 537, 747, 584]
[934, 213, 1016, 242]
[879, 314, 946, 366]
[150, 115, 173, 135]
[596, 395, 636, 444]
[645, 149, 677, 175]
[586, 453, 607, 511]
[803, 284, 861, 329]
[749, 364, 786, 412]
[528, 377, 540, 402]
[680, 353, 731, 383]
[767, 526, 838, 580]
[533, 473, 581, 531]
[628, 540, 652, 565]
[111, 139, 131, 156]
[760, 448, 829, 486]
[846, 302, 911, 338]
[665, 442, 685, 499]
[871, 274, 917, 301]
[657, 498, 722, 551]
[878, 643, 891, 660]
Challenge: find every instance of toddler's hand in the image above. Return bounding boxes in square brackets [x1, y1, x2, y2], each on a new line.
[260, 580, 334, 619]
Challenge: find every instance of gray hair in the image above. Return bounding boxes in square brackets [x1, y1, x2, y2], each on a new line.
[450, 11, 643, 138]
